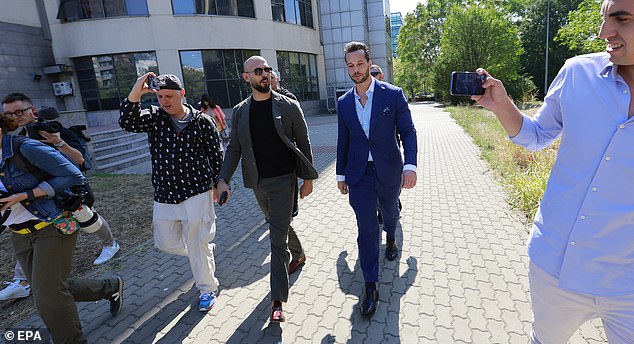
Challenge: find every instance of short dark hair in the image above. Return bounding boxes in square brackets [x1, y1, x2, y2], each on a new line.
[2, 92, 32, 105]
[344, 41, 370, 63]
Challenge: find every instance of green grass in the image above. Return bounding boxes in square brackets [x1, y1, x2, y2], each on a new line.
[448, 106, 559, 221]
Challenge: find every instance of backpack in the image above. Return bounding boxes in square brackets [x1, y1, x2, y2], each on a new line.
[65, 125, 93, 171]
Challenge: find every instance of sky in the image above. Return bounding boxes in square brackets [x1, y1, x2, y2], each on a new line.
[390, 0, 423, 16]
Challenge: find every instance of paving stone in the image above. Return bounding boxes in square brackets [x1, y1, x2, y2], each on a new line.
[8, 105, 607, 343]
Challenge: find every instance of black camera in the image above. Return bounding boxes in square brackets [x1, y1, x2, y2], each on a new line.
[147, 75, 161, 91]
[26, 120, 63, 140]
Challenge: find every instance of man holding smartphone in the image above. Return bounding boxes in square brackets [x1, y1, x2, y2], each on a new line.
[214, 56, 317, 322]
[473, 0, 634, 341]
[119, 73, 223, 312]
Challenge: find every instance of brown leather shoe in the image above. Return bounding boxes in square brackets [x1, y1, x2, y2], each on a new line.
[288, 253, 306, 275]
[270, 301, 286, 322]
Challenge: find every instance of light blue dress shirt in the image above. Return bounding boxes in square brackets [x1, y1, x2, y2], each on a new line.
[511, 52, 634, 296]
[354, 78, 376, 161]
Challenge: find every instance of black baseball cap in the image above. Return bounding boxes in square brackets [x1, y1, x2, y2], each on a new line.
[154, 74, 183, 90]
[37, 106, 60, 120]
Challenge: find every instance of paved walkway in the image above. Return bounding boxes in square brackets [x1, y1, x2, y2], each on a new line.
[14, 102, 606, 343]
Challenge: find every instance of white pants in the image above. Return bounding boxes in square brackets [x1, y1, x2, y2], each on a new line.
[529, 262, 634, 344]
[153, 191, 219, 293]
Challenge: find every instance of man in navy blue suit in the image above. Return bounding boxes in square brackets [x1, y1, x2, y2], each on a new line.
[336, 41, 418, 317]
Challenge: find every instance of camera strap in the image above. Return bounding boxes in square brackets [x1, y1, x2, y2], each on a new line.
[0, 208, 11, 227]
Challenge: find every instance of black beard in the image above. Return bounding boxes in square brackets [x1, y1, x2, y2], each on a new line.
[252, 83, 270, 93]
[349, 71, 370, 84]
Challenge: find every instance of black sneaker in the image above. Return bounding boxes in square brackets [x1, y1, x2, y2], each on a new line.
[109, 276, 124, 317]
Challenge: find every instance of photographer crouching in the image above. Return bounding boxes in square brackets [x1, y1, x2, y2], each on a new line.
[0, 114, 123, 343]
[0, 93, 120, 303]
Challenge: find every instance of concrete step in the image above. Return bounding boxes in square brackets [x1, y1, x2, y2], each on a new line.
[94, 144, 150, 167]
[95, 152, 151, 174]
[89, 128, 128, 141]
[92, 132, 147, 150]
[93, 136, 148, 156]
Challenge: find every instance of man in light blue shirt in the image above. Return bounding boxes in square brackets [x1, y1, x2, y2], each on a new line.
[473, 0, 634, 342]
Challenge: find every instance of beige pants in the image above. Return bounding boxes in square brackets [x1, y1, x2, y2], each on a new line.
[529, 262, 634, 344]
[153, 191, 219, 293]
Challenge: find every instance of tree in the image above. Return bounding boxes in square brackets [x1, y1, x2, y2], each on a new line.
[519, 0, 584, 98]
[555, 0, 603, 55]
[433, 3, 535, 103]
[395, 0, 464, 97]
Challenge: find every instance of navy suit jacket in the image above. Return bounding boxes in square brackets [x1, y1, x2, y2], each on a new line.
[336, 80, 417, 187]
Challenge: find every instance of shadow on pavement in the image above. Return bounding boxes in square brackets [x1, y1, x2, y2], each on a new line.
[332, 221, 418, 343]
[224, 274, 301, 344]
[119, 285, 208, 343]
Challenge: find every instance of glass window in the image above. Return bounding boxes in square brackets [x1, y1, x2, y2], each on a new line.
[81, 0, 105, 18]
[173, 0, 195, 14]
[237, 0, 255, 17]
[203, 50, 224, 79]
[180, 49, 260, 108]
[172, 0, 254, 17]
[276, 50, 319, 101]
[103, 0, 126, 17]
[73, 52, 158, 111]
[283, 0, 296, 24]
[299, 0, 312, 27]
[272, 0, 312, 28]
[215, 0, 231, 15]
[309, 54, 318, 99]
[126, 0, 148, 16]
[195, 0, 215, 15]
[58, 0, 147, 21]
[271, 0, 284, 21]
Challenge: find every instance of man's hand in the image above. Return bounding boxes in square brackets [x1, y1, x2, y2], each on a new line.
[0, 193, 27, 211]
[214, 179, 231, 204]
[127, 72, 155, 103]
[337, 181, 348, 195]
[299, 179, 313, 199]
[38, 131, 62, 145]
[402, 170, 417, 189]
[471, 68, 523, 137]
[471, 68, 513, 111]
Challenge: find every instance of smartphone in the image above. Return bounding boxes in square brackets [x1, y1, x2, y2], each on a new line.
[450, 72, 486, 96]
[217, 191, 228, 206]
[146, 75, 160, 91]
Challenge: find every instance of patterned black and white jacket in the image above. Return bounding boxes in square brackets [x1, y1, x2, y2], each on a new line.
[119, 98, 223, 204]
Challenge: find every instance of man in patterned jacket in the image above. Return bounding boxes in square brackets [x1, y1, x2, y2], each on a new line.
[119, 73, 223, 312]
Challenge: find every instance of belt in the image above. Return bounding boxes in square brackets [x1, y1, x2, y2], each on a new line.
[10, 220, 50, 235]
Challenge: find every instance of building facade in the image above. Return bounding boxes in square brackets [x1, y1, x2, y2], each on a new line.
[0, 0, 62, 111]
[390, 12, 402, 58]
[318, 0, 393, 112]
[1, 0, 394, 126]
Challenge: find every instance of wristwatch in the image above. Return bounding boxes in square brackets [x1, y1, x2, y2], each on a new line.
[53, 141, 66, 148]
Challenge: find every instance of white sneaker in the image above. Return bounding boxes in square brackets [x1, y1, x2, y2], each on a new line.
[94, 242, 121, 265]
[0, 280, 31, 300]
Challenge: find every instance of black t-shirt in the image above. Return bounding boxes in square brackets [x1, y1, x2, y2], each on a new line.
[249, 98, 295, 178]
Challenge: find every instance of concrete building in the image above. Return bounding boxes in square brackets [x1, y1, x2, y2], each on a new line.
[0, 0, 61, 111]
[390, 12, 402, 58]
[319, 0, 393, 112]
[1, 0, 394, 171]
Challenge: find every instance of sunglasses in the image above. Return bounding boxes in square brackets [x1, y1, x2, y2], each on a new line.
[246, 67, 273, 76]
[370, 71, 380, 77]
